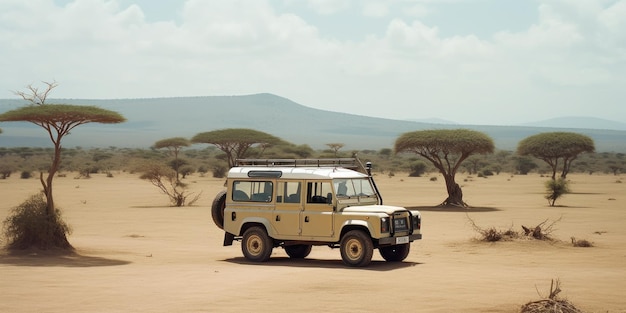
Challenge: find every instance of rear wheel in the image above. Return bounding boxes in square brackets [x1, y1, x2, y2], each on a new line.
[284, 245, 312, 259]
[241, 226, 273, 262]
[211, 190, 227, 229]
[340, 230, 373, 267]
[379, 243, 410, 262]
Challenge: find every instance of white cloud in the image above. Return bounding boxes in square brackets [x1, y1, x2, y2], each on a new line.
[362, 2, 389, 18]
[306, 0, 351, 15]
[0, 0, 624, 126]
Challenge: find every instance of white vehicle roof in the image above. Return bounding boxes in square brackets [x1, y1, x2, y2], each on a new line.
[228, 166, 368, 180]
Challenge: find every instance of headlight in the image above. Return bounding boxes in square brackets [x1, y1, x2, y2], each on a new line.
[380, 217, 390, 233]
[412, 215, 421, 230]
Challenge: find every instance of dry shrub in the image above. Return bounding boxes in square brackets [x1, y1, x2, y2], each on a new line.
[521, 217, 561, 241]
[468, 216, 563, 242]
[520, 279, 584, 313]
[138, 162, 201, 207]
[570, 237, 593, 247]
[2, 193, 72, 250]
[467, 215, 518, 242]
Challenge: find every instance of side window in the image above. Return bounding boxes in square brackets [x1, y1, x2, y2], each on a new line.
[334, 179, 355, 197]
[306, 181, 332, 204]
[232, 181, 273, 202]
[276, 181, 301, 204]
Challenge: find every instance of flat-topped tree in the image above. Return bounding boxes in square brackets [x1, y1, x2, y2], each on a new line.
[191, 128, 283, 168]
[0, 82, 125, 250]
[517, 132, 595, 180]
[395, 129, 494, 207]
[153, 137, 191, 182]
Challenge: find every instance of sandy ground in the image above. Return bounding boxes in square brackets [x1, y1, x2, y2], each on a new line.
[1, 171, 625, 313]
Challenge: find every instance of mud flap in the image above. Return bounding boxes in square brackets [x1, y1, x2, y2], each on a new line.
[223, 232, 235, 246]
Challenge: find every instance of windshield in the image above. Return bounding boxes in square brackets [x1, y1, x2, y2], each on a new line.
[333, 178, 375, 197]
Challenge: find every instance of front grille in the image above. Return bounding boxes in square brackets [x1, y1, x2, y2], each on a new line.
[393, 217, 409, 232]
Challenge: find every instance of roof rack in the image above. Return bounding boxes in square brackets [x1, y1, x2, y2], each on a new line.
[235, 158, 360, 169]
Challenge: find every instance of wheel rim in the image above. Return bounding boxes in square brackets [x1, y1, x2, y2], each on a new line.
[247, 234, 263, 256]
[345, 238, 363, 261]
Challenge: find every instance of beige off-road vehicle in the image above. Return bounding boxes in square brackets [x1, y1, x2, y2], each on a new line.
[211, 158, 422, 267]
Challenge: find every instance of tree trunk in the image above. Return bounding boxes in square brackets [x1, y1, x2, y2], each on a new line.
[37, 141, 72, 249]
[440, 174, 467, 207]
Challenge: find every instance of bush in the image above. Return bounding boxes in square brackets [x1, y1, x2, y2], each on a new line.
[2, 193, 72, 250]
[545, 178, 570, 206]
[408, 161, 427, 177]
[212, 164, 227, 178]
[20, 171, 32, 179]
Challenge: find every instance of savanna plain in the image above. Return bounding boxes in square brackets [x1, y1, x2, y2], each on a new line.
[1, 172, 625, 313]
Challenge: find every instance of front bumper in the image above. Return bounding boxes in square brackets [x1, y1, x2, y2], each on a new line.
[378, 233, 422, 245]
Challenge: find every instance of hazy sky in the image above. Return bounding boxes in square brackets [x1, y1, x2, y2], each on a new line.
[1, 0, 624, 125]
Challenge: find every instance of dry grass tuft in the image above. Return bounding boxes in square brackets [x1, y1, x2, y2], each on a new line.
[570, 237, 593, 247]
[466, 215, 518, 242]
[520, 279, 584, 313]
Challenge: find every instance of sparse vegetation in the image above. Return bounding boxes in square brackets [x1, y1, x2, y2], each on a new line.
[467, 215, 518, 242]
[468, 216, 561, 242]
[545, 179, 570, 207]
[570, 237, 593, 247]
[2, 193, 72, 250]
[138, 162, 201, 207]
[520, 279, 584, 313]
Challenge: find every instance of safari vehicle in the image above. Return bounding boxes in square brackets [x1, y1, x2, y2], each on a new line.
[211, 158, 422, 267]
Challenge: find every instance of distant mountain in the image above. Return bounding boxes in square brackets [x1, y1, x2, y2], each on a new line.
[522, 117, 626, 131]
[405, 118, 458, 125]
[1, 94, 626, 152]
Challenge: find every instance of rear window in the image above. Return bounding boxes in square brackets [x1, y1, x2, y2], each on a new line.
[232, 181, 273, 202]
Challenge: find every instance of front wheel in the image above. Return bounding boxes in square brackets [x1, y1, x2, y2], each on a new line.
[379, 243, 410, 262]
[340, 230, 373, 267]
[241, 226, 273, 262]
[284, 245, 312, 259]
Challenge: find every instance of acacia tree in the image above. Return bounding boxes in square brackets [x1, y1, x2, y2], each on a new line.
[0, 82, 125, 249]
[191, 128, 283, 168]
[395, 129, 494, 207]
[326, 143, 344, 157]
[153, 137, 190, 182]
[517, 132, 595, 180]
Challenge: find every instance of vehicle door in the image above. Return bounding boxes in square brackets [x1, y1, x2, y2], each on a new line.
[301, 180, 334, 238]
[272, 180, 302, 237]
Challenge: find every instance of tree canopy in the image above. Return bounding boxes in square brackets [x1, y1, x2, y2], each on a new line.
[395, 129, 494, 206]
[191, 128, 283, 167]
[517, 132, 595, 180]
[153, 137, 191, 181]
[154, 137, 191, 150]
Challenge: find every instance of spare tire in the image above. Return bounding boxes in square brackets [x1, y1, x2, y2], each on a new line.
[211, 190, 227, 229]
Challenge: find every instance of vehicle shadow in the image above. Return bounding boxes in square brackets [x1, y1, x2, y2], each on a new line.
[222, 256, 422, 271]
[407, 205, 500, 212]
[0, 249, 131, 267]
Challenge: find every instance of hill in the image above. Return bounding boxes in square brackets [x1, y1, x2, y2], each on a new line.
[523, 116, 626, 131]
[1, 93, 626, 152]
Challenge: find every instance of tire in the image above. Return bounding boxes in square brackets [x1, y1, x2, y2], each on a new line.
[340, 230, 374, 267]
[241, 226, 273, 262]
[379, 243, 410, 262]
[211, 190, 227, 229]
[284, 245, 312, 259]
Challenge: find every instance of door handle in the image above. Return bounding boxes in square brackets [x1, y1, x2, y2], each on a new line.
[304, 216, 309, 223]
